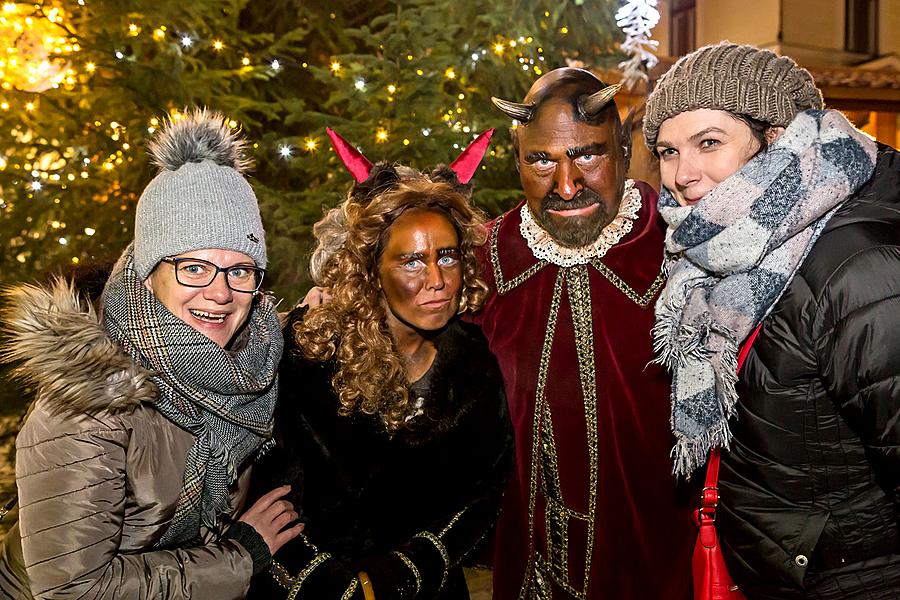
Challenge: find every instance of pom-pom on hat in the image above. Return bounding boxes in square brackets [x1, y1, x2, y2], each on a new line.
[133, 107, 266, 279]
[643, 42, 823, 149]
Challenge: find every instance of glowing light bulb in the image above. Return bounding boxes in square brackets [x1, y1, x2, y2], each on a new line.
[180, 36, 192, 47]
[304, 138, 317, 152]
[444, 67, 456, 79]
[271, 59, 281, 71]
[375, 128, 388, 143]
[212, 40, 223, 51]
[330, 60, 341, 73]
[279, 145, 292, 158]
[387, 84, 396, 94]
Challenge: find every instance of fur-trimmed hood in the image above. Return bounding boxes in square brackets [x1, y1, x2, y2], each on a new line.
[1, 278, 156, 416]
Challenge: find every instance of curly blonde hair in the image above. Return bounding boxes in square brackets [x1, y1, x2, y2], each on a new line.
[295, 175, 489, 431]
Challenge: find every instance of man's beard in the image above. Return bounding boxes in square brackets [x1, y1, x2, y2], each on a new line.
[535, 189, 616, 248]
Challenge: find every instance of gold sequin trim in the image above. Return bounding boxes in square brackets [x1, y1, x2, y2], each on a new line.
[392, 550, 422, 596]
[490, 212, 548, 295]
[414, 531, 449, 591]
[340, 578, 360, 600]
[438, 507, 466, 537]
[270, 552, 332, 600]
[590, 259, 665, 308]
[270, 560, 296, 591]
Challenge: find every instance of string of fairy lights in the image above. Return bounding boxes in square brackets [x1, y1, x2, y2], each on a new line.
[1, 1, 656, 267]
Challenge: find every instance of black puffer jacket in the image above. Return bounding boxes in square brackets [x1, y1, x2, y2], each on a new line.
[719, 145, 900, 599]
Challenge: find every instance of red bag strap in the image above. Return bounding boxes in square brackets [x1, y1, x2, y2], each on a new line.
[701, 324, 764, 517]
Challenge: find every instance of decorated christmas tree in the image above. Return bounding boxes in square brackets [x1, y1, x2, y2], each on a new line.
[0, 0, 626, 302]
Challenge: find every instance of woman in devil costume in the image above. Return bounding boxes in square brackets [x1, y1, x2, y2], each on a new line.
[245, 129, 514, 599]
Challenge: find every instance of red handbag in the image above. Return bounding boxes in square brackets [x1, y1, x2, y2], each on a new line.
[692, 325, 762, 600]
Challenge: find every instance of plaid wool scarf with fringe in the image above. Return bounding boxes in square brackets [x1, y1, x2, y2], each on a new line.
[653, 109, 877, 477]
[102, 244, 282, 545]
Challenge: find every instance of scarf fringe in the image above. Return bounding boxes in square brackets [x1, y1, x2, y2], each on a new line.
[671, 418, 733, 477]
[652, 290, 711, 370]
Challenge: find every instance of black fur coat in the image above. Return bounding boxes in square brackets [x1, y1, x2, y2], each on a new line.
[247, 311, 514, 599]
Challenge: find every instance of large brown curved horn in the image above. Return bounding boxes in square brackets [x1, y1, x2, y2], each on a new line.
[577, 83, 622, 119]
[491, 97, 535, 124]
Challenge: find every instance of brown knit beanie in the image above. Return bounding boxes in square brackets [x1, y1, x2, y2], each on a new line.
[643, 42, 823, 148]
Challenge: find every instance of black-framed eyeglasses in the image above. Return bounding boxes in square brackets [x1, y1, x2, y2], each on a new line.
[161, 257, 265, 293]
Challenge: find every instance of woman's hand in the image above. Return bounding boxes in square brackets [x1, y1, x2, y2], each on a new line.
[239, 485, 304, 554]
[300, 286, 332, 308]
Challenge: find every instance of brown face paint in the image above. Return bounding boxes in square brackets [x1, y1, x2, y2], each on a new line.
[377, 209, 463, 337]
[515, 99, 627, 248]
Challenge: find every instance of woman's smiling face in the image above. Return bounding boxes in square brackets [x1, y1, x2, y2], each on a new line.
[656, 108, 765, 207]
[145, 248, 256, 348]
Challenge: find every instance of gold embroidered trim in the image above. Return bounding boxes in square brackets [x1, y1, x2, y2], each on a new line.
[517, 270, 565, 600]
[341, 578, 360, 600]
[519, 179, 642, 267]
[541, 400, 569, 586]
[391, 550, 422, 596]
[438, 507, 466, 537]
[590, 259, 666, 308]
[532, 553, 555, 600]
[414, 531, 449, 591]
[566, 265, 599, 597]
[490, 212, 548, 295]
[270, 551, 333, 599]
[270, 561, 296, 591]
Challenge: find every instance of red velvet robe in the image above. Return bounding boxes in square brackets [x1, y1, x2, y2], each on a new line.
[477, 183, 695, 599]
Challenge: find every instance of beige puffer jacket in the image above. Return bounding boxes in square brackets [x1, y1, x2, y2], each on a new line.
[0, 281, 255, 599]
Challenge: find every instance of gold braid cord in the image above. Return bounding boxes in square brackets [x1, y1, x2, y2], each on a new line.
[269, 552, 333, 599]
[413, 531, 450, 591]
[391, 550, 423, 596]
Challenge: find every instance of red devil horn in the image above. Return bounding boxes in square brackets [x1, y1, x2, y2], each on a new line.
[449, 129, 494, 184]
[326, 127, 373, 183]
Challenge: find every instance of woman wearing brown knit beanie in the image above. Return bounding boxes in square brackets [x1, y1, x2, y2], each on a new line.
[645, 42, 900, 599]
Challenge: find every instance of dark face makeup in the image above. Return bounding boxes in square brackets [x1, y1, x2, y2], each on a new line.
[377, 209, 463, 337]
[516, 99, 627, 248]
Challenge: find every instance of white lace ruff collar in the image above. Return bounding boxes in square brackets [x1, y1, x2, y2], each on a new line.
[519, 179, 642, 267]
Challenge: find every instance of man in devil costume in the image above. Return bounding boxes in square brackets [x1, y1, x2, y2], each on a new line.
[482, 68, 694, 599]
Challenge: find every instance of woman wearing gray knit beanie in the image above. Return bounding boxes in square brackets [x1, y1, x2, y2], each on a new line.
[0, 108, 302, 599]
[646, 41, 900, 599]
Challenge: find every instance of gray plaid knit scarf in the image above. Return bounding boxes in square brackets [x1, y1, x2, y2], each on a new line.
[102, 245, 282, 545]
[653, 109, 877, 477]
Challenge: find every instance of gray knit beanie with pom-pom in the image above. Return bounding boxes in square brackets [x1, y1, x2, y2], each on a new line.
[133, 108, 266, 279]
